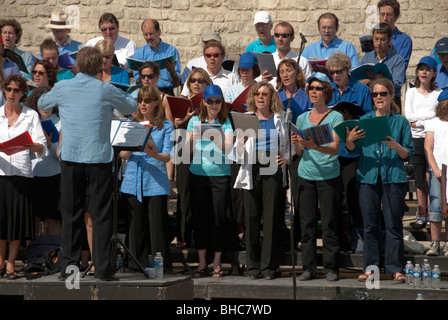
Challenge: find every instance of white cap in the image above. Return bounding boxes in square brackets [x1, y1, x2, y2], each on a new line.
[253, 11, 272, 25]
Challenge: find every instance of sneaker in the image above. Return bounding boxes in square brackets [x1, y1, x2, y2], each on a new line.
[426, 241, 440, 256]
[443, 242, 448, 257]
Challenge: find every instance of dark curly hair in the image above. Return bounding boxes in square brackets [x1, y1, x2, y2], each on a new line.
[32, 60, 57, 88]
[2, 74, 28, 103]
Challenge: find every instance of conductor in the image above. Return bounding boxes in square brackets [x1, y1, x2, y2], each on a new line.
[38, 46, 138, 281]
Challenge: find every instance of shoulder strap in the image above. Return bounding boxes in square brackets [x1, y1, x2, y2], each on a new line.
[317, 109, 333, 125]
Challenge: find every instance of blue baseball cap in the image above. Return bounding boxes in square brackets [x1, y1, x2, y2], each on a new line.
[203, 84, 223, 100]
[238, 52, 258, 69]
[417, 56, 437, 70]
[438, 88, 448, 102]
[435, 37, 448, 54]
[307, 72, 332, 85]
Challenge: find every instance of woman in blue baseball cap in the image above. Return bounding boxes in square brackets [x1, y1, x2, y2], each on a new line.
[404, 56, 441, 233]
[224, 52, 260, 105]
[186, 84, 234, 278]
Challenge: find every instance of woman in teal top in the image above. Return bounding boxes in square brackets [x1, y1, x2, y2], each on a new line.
[292, 73, 343, 282]
[120, 85, 174, 273]
[94, 39, 130, 85]
[186, 84, 234, 278]
[345, 78, 414, 283]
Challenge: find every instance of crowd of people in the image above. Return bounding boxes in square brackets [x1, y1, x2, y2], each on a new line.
[1, 0, 448, 284]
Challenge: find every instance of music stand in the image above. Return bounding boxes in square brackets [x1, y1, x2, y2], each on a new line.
[284, 32, 307, 300]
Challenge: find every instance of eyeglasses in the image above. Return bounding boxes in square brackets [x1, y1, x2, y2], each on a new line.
[32, 70, 47, 76]
[308, 86, 324, 91]
[206, 99, 222, 105]
[140, 73, 156, 80]
[100, 27, 116, 32]
[254, 92, 270, 97]
[102, 55, 113, 60]
[205, 53, 221, 58]
[137, 98, 157, 103]
[190, 78, 206, 84]
[329, 68, 345, 76]
[372, 91, 389, 98]
[4, 87, 20, 93]
[274, 33, 293, 38]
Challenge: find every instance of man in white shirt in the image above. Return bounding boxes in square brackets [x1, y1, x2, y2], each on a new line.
[181, 30, 221, 84]
[180, 40, 238, 97]
[85, 13, 136, 67]
[259, 21, 311, 85]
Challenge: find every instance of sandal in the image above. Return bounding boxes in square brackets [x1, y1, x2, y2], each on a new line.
[212, 266, 224, 278]
[193, 268, 208, 278]
[393, 272, 405, 283]
[176, 242, 186, 249]
[412, 217, 427, 230]
[358, 272, 372, 282]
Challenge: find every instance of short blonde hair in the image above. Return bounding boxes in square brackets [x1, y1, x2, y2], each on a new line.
[94, 39, 115, 57]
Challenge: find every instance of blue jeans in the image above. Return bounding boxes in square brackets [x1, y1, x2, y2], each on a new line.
[358, 180, 407, 274]
[428, 169, 444, 222]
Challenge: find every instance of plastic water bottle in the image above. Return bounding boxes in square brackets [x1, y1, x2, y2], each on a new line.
[432, 265, 441, 290]
[413, 264, 422, 288]
[154, 252, 164, 279]
[422, 259, 432, 288]
[148, 254, 154, 268]
[416, 293, 424, 300]
[284, 205, 292, 226]
[405, 261, 414, 285]
[116, 254, 123, 273]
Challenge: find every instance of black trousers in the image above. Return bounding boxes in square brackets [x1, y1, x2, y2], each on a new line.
[190, 174, 231, 252]
[125, 194, 172, 271]
[175, 162, 193, 244]
[243, 165, 283, 278]
[297, 176, 341, 275]
[60, 160, 115, 278]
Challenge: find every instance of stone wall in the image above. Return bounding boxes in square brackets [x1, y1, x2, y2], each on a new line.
[2, 0, 448, 77]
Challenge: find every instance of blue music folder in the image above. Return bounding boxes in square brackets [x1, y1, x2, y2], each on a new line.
[41, 119, 60, 143]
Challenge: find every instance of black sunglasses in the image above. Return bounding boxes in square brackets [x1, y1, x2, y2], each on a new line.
[190, 78, 206, 84]
[137, 98, 157, 103]
[308, 85, 324, 91]
[329, 68, 346, 76]
[140, 73, 156, 80]
[274, 33, 293, 38]
[4, 87, 20, 93]
[372, 91, 389, 98]
[206, 98, 223, 105]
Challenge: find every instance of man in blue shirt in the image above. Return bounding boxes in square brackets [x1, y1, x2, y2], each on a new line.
[378, 0, 412, 70]
[245, 11, 277, 54]
[44, 11, 84, 75]
[434, 37, 448, 89]
[302, 13, 360, 71]
[360, 23, 406, 110]
[38, 46, 138, 281]
[132, 19, 181, 96]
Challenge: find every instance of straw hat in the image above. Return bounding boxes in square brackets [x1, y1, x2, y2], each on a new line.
[45, 12, 73, 29]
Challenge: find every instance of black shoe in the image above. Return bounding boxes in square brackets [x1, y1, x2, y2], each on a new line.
[298, 270, 315, 281]
[325, 271, 339, 282]
[95, 274, 119, 281]
[58, 273, 69, 281]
